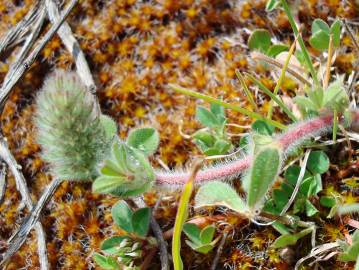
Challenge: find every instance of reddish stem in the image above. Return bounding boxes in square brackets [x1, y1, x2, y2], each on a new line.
[155, 110, 359, 186]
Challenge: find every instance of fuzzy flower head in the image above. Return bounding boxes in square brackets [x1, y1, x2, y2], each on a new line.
[34, 71, 113, 181]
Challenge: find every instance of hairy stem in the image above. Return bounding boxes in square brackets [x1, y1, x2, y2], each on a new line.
[155, 110, 359, 186]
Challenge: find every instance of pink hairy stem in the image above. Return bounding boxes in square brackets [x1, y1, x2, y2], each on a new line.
[155, 110, 359, 186]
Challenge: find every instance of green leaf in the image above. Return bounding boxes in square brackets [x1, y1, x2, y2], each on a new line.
[272, 221, 290, 235]
[170, 84, 286, 130]
[320, 196, 336, 208]
[101, 236, 128, 255]
[245, 146, 281, 209]
[93, 253, 119, 270]
[267, 44, 289, 57]
[194, 244, 215, 254]
[294, 96, 319, 113]
[323, 79, 349, 112]
[195, 181, 248, 214]
[309, 31, 330, 51]
[92, 175, 127, 195]
[193, 130, 215, 147]
[330, 19, 341, 47]
[284, 165, 312, 187]
[307, 151, 329, 174]
[200, 225, 216, 244]
[93, 141, 154, 197]
[312, 19, 330, 34]
[273, 189, 291, 210]
[272, 228, 312, 248]
[266, 0, 281, 11]
[305, 200, 319, 216]
[339, 241, 359, 262]
[126, 128, 159, 156]
[248, 29, 272, 53]
[308, 87, 324, 109]
[196, 106, 219, 128]
[210, 103, 226, 124]
[183, 223, 201, 244]
[252, 120, 275, 135]
[239, 135, 250, 152]
[132, 207, 151, 237]
[213, 139, 232, 154]
[313, 174, 323, 194]
[100, 115, 117, 141]
[111, 200, 133, 233]
[203, 147, 221, 156]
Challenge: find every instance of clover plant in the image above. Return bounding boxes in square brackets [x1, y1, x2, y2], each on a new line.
[93, 200, 154, 269]
[183, 224, 219, 254]
[193, 103, 232, 156]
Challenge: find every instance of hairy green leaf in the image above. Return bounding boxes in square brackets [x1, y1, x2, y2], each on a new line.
[245, 146, 281, 209]
[248, 29, 271, 53]
[126, 128, 159, 156]
[195, 181, 248, 214]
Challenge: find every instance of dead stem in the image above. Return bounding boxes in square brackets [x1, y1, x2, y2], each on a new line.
[343, 19, 359, 54]
[0, 137, 49, 269]
[279, 150, 311, 215]
[0, 0, 78, 267]
[134, 197, 170, 270]
[323, 34, 333, 89]
[251, 51, 311, 86]
[0, 0, 78, 110]
[210, 230, 228, 270]
[0, 163, 7, 205]
[0, 0, 43, 55]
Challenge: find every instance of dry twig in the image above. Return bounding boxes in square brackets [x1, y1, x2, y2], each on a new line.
[0, 0, 78, 267]
[0, 163, 7, 205]
[0, 0, 78, 110]
[134, 197, 170, 270]
[251, 51, 312, 86]
[0, 138, 49, 269]
[45, 0, 96, 94]
[0, 1, 43, 56]
[210, 230, 228, 270]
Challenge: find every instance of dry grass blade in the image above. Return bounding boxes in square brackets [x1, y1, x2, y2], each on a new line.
[0, 1, 43, 56]
[0, 138, 49, 270]
[343, 19, 359, 54]
[0, 0, 78, 110]
[323, 34, 333, 89]
[251, 51, 311, 86]
[3, 7, 47, 83]
[294, 242, 340, 270]
[279, 150, 311, 216]
[0, 163, 6, 205]
[45, 0, 97, 94]
[2, 178, 62, 266]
